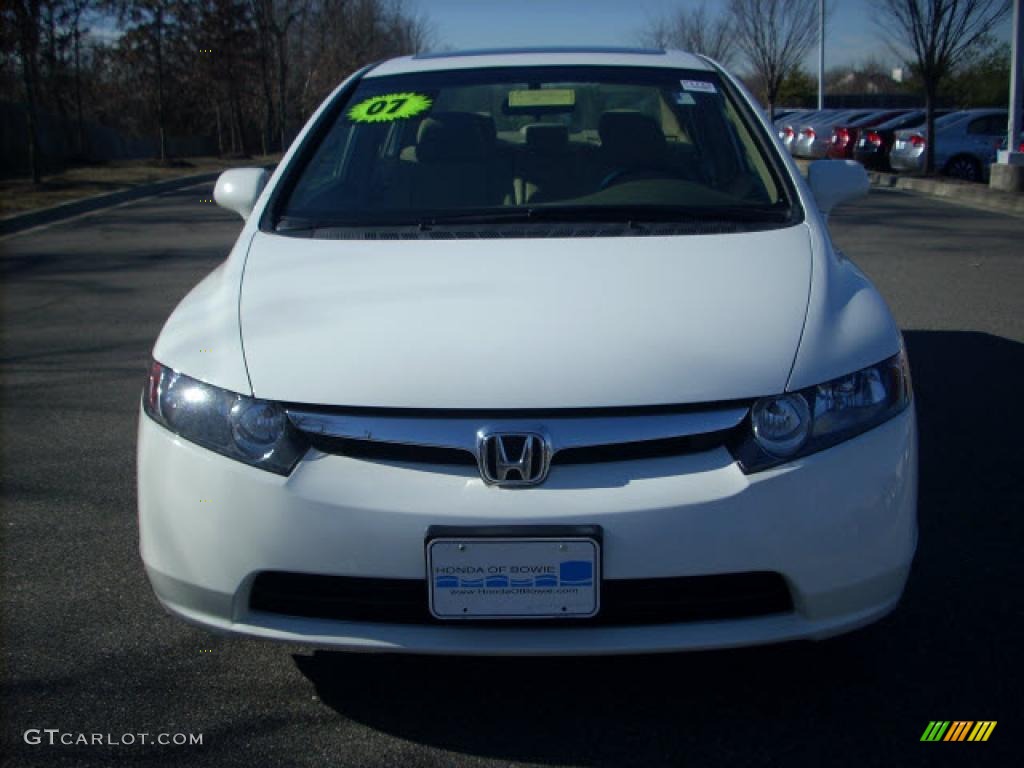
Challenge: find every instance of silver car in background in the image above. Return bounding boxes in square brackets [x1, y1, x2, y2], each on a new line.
[889, 108, 1009, 181]
[776, 109, 831, 154]
[773, 108, 811, 150]
[792, 110, 875, 158]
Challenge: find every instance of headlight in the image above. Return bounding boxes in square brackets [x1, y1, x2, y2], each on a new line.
[142, 361, 307, 475]
[734, 347, 912, 473]
[751, 394, 811, 457]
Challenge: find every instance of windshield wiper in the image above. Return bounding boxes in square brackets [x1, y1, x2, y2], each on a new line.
[275, 216, 320, 234]
[416, 204, 792, 226]
[275, 204, 792, 233]
[533, 204, 791, 224]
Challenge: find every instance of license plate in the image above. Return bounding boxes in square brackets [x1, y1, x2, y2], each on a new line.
[427, 537, 600, 619]
[894, 140, 905, 150]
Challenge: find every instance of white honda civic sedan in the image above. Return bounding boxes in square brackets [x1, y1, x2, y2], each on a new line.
[138, 47, 917, 655]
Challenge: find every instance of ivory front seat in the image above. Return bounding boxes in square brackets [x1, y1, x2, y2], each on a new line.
[517, 123, 577, 203]
[597, 111, 668, 186]
[401, 112, 504, 209]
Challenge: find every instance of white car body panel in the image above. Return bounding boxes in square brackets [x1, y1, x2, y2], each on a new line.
[139, 48, 917, 655]
[152, 237, 254, 396]
[787, 222, 901, 390]
[239, 227, 812, 408]
[139, 404, 917, 654]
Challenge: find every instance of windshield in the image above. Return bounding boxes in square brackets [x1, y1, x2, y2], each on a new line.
[273, 66, 794, 231]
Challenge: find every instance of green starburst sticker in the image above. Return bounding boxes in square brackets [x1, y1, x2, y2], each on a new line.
[347, 92, 433, 123]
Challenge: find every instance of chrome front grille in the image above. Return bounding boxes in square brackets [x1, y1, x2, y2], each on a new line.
[286, 404, 749, 468]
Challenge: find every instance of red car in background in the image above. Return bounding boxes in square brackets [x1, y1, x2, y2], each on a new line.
[826, 110, 909, 159]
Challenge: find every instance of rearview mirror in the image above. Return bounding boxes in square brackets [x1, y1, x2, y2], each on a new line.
[214, 168, 269, 220]
[807, 159, 869, 214]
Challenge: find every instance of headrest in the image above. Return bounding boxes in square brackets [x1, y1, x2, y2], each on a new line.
[523, 123, 569, 154]
[598, 111, 666, 167]
[416, 112, 495, 163]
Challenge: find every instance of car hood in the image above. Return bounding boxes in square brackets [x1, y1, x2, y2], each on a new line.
[239, 226, 812, 409]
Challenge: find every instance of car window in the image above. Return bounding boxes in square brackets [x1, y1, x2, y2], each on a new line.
[967, 117, 987, 134]
[986, 115, 1008, 134]
[967, 115, 1005, 135]
[275, 65, 792, 228]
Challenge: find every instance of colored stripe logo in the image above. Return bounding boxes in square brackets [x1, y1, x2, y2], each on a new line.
[921, 721, 996, 742]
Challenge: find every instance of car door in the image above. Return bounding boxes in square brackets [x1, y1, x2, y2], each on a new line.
[964, 114, 1007, 164]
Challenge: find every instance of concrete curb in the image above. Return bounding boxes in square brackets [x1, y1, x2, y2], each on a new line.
[866, 171, 1024, 217]
[0, 171, 220, 236]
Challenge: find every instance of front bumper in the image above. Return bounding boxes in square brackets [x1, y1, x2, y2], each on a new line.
[137, 406, 918, 655]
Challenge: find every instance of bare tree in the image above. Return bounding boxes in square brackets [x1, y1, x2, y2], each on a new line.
[63, 0, 94, 156]
[294, 0, 432, 119]
[870, 0, 1010, 173]
[6, 0, 43, 181]
[249, 0, 302, 151]
[728, 0, 818, 120]
[117, 0, 179, 162]
[249, 0, 277, 154]
[641, 2, 737, 67]
[1, 0, 432, 175]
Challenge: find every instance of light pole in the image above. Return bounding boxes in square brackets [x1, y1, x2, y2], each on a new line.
[1007, 0, 1022, 157]
[992, 0, 1023, 191]
[818, 0, 825, 110]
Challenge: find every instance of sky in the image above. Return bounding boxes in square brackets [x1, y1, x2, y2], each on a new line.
[413, 0, 1014, 71]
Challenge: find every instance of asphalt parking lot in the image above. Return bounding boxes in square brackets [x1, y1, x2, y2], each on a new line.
[1, 186, 1021, 767]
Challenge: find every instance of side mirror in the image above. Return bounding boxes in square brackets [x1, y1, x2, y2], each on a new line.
[214, 168, 269, 220]
[807, 159, 869, 214]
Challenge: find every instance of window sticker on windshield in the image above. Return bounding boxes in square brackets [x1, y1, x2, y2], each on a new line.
[508, 89, 576, 107]
[680, 79, 717, 94]
[675, 93, 696, 106]
[348, 92, 432, 123]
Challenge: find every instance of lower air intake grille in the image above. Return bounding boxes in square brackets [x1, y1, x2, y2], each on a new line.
[249, 571, 793, 626]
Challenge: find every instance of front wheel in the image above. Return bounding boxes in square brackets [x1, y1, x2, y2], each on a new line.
[945, 155, 982, 182]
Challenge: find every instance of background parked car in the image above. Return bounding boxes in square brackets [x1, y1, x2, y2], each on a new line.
[852, 110, 952, 170]
[793, 110, 875, 158]
[776, 109, 829, 154]
[826, 110, 911, 160]
[889, 108, 1009, 181]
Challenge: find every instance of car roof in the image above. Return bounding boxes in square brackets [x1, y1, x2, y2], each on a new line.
[365, 47, 713, 78]
[873, 110, 927, 129]
[802, 109, 868, 125]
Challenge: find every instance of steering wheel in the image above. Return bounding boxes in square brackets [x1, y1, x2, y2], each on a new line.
[598, 167, 687, 190]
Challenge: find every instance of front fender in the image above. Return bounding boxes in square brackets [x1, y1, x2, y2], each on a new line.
[151, 233, 254, 396]
[787, 222, 902, 391]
